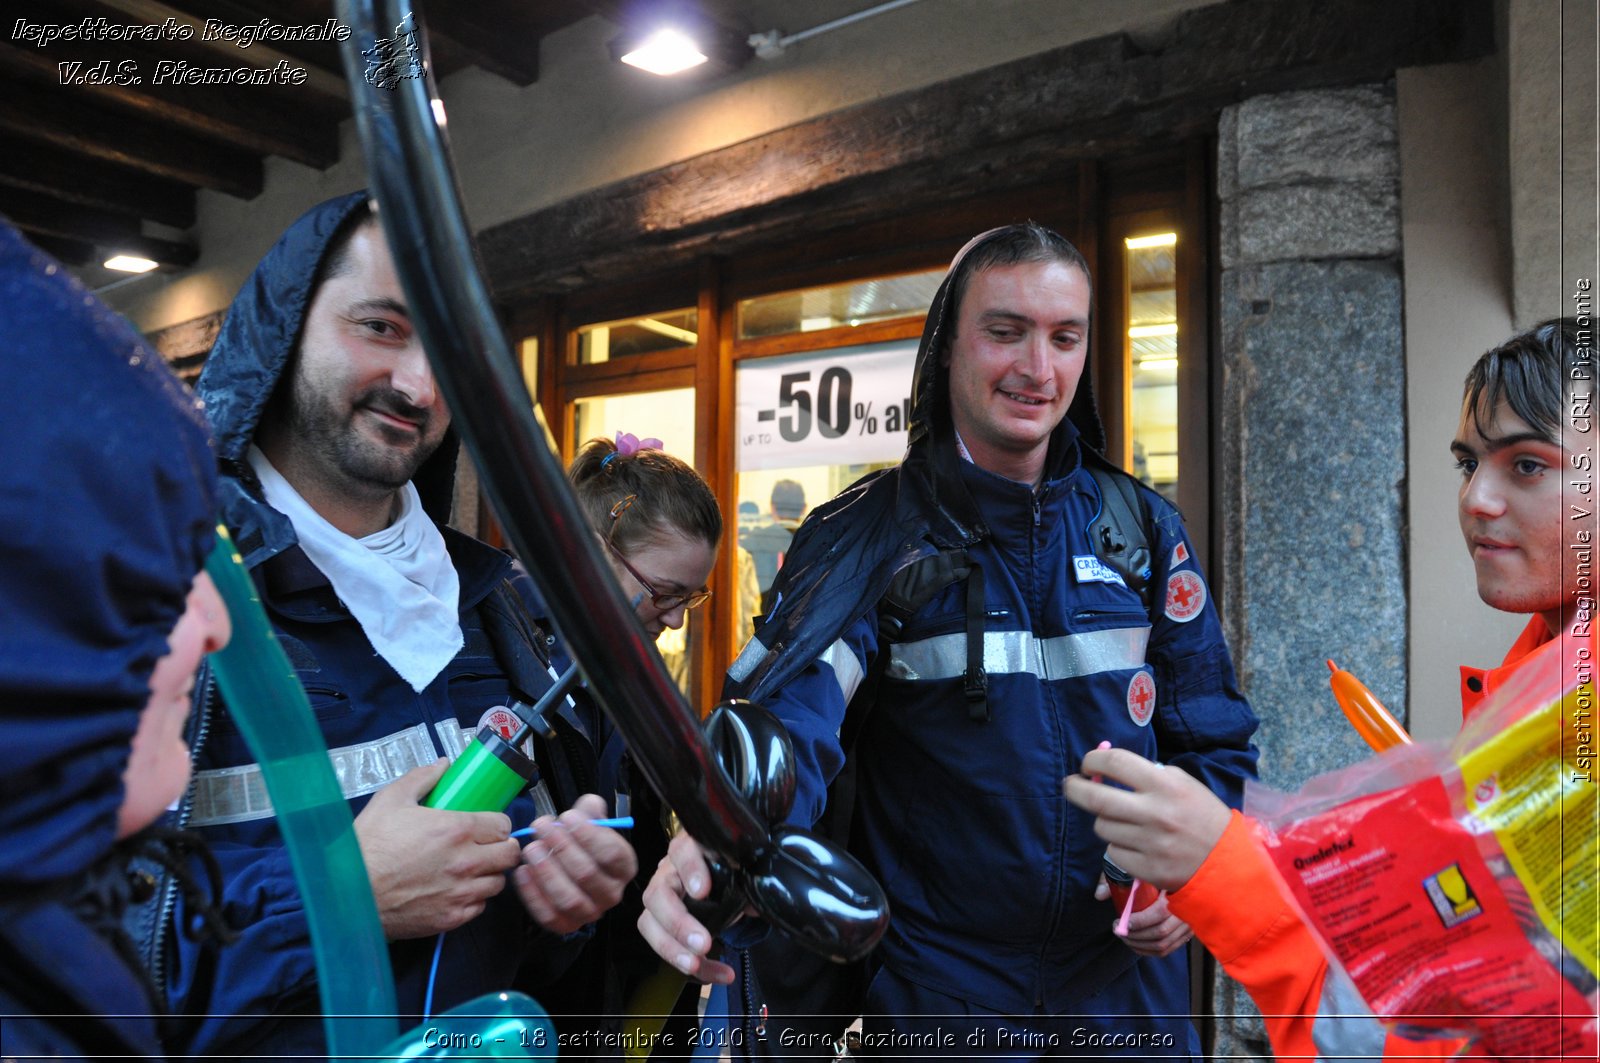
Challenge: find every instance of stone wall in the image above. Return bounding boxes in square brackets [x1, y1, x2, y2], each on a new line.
[1212, 82, 1409, 1059]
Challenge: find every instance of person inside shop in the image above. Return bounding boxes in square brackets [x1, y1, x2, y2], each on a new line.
[741, 479, 807, 616]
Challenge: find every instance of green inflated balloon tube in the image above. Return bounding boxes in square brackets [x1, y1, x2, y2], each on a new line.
[204, 527, 553, 1060]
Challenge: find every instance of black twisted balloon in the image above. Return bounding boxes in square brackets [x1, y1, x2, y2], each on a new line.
[333, 0, 887, 963]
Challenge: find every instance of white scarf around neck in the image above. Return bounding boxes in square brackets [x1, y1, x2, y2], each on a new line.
[248, 446, 463, 691]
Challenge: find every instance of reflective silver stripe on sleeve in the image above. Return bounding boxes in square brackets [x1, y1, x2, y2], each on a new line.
[727, 635, 770, 685]
[1039, 627, 1150, 679]
[189, 722, 439, 827]
[1311, 968, 1389, 1061]
[529, 779, 557, 820]
[434, 718, 471, 759]
[819, 638, 865, 704]
[885, 627, 1149, 682]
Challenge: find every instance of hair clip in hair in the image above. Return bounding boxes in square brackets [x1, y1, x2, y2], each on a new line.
[608, 494, 638, 522]
[614, 431, 663, 457]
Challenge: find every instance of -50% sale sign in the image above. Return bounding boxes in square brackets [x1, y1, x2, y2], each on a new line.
[736, 341, 916, 471]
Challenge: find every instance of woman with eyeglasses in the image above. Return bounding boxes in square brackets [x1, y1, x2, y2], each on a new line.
[527, 431, 722, 1039]
[568, 432, 721, 637]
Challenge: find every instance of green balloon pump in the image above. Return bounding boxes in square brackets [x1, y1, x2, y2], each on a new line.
[423, 664, 580, 813]
[203, 526, 555, 1060]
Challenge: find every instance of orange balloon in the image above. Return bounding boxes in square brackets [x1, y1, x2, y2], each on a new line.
[1327, 659, 1413, 752]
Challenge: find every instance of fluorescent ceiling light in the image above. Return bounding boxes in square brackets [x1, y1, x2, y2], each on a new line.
[1128, 323, 1178, 338]
[619, 28, 708, 76]
[104, 255, 159, 273]
[1138, 358, 1179, 372]
[1124, 232, 1177, 249]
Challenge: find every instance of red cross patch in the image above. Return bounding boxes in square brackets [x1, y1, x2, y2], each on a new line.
[478, 705, 521, 742]
[1163, 570, 1206, 623]
[1127, 670, 1156, 727]
[1170, 541, 1189, 568]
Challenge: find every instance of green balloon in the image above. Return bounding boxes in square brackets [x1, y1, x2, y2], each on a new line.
[379, 992, 556, 1060]
[204, 529, 556, 1059]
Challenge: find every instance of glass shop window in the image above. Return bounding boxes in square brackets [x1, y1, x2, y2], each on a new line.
[736, 269, 943, 340]
[575, 307, 697, 365]
[1124, 231, 1179, 502]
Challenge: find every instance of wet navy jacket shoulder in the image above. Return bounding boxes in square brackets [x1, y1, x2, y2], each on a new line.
[156, 193, 586, 1057]
[0, 221, 216, 1061]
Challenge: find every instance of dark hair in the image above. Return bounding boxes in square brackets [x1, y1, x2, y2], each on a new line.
[311, 198, 378, 294]
[263, 200, 382, 442]
[770, 479, 805, 519]
[569, 437, 722, 555]
[945, 221, 1092, 331]
[1462, 318, 1592, 443]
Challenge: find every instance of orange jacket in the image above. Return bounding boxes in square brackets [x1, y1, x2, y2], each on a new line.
[1459, 615, 1562, 721]
[1170, 811, 1466, 1060]
[1171, 618, 1588, 1060]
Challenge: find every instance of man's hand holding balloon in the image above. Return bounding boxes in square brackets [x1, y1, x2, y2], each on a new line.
[1064, 746, 1233, 895]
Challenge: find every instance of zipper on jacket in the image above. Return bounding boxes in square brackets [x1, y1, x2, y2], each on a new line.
[1034, 768, 1070, 1010]
[1072, 607, 1146, 624]
[1030, 481, 1060, 1007]
[148, 664, 217, 992]
[739, 947, 761, 1060]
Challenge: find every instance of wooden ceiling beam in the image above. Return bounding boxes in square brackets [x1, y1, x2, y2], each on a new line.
[158, 0, 478, 82]
[31, 0, 348, 108]
[422, 1, 555, 87]
[87, 0, 351, 100]
[155, 0, 347, 73]
[3, 187, 197, 268]
[0, 82, 263, 198]
[0, 41, 342, 169]
[481, 0, 1493, 297]
[0, 136, 196, 229]
[568, 0, 651, 26]
[22, 232, 98, 268]
[3, 186, 141, 244]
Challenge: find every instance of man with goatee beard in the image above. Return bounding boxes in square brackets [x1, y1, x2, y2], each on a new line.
[140, 193, 635, 1058]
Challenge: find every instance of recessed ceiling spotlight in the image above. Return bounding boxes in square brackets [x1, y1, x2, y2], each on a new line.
[104, 254, 159, 273]
[618, 28, 708, 76]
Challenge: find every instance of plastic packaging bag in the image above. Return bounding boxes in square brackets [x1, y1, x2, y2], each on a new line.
[1248, 627, 1597, 1057]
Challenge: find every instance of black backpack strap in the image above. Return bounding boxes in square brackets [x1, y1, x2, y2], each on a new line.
[1086, 463, 1154, 616]
[875, 549, 972, 641]
[849, 548, 976, 743]
[815, 547, 977, 842]
[478, 579, 596, 809]
[961, 561, 988, 720]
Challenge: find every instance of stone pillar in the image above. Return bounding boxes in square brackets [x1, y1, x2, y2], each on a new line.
[1212, 83, 1409, 1060]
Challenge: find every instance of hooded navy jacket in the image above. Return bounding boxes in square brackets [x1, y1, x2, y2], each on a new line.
[0, 220, 216, 1060]
[155, 193, 588, 1056]
[724, 228, 1259, 1046]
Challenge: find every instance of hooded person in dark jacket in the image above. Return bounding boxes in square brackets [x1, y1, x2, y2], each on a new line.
[151, 193, 636, 1056]
[0, 220, 229, 1059]
[641, 223, 1259, 1058]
